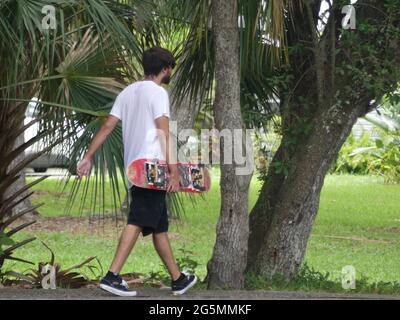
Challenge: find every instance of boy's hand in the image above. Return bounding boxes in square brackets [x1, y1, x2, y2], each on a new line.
[75, 115, 119, 178]
[167, 168, 181, 192]
[77, 157, 92, 177]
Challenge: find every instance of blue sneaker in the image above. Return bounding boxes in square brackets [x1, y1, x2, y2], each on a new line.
[171, 271, 197, 295]
[100, 275, 137, 297]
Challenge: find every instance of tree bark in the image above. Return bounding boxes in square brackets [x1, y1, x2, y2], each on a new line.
[247, 102, 369, 278]
[1, 107, 38, 223]
[4, 126, 38, 221]
[170, 75, 203, 141]
[206, 0, 253, 289]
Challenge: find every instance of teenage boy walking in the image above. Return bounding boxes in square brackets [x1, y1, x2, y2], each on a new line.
[77, 47, 197, 297]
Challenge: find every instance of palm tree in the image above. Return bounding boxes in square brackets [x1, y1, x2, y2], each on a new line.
[0, 0, 149, 269]
[350, 98, 400, 183]
[1, 0, 292, 286]
[0, 0, 217, 269]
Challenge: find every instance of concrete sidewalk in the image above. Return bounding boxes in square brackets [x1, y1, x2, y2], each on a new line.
[0, 288, 399, 300]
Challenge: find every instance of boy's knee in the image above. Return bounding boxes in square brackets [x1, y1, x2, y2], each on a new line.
[152, 231, 168, 240]
[126, 224, 143, 232]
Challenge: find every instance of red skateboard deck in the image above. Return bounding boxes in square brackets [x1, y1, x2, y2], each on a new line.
[127, 158, 211, 193]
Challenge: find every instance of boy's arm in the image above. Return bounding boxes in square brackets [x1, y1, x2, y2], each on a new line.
[77, 115, 120, 177]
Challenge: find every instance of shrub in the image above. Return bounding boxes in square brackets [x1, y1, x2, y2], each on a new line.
[330, 132, 377, 175]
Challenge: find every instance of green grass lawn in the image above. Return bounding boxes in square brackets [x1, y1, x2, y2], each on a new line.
[3, 171, 400, 292]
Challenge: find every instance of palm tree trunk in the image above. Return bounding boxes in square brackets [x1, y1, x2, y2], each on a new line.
[206, 0, 253, 289]
[0, 101, 36, 223]
[4, 120, 38, 221]
[170, 75, 204, 141]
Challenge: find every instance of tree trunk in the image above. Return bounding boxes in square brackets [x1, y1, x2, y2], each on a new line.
[170, 75, 203, 141]
[247, 102, 371, 278]
[3, 120, 38, 222]
[206, 0, 253, 289]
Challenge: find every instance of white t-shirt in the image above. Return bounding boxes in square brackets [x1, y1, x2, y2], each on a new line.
[109, 80, 170, 187]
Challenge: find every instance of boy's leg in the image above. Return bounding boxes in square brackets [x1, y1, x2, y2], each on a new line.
[109, 224, 142, 274]
[152, 232, 181, 281]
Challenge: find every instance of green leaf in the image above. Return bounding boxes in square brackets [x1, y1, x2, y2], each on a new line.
[375, 139, 384, 149]
[349, 147, 377, 157]
[0, 232, 16, 247]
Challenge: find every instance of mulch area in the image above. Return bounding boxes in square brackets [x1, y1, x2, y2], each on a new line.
[1, 271, 170, 290]
[10, 215, 181, 240]
[4, 215, 181, 290]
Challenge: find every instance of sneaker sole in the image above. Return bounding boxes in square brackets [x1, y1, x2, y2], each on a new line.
[172, 275, 198, 295]
[100, 284, 137, 297]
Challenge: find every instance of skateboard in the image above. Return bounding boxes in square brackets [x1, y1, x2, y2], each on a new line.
[127, 158, 211, 193]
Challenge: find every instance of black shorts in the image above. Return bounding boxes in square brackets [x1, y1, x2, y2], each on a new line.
[127, 186, 169, 237]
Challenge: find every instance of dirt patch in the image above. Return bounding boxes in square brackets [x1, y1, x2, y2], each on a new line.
[2, 271, 169, 290]
[315, 235, 391, 244]
[31, 190, 63, 197]
[9, 216, 181, 240]
[384, 227, 400, 234]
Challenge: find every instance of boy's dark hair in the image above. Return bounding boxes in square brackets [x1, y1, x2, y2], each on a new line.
[142, 47, 176, 76]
